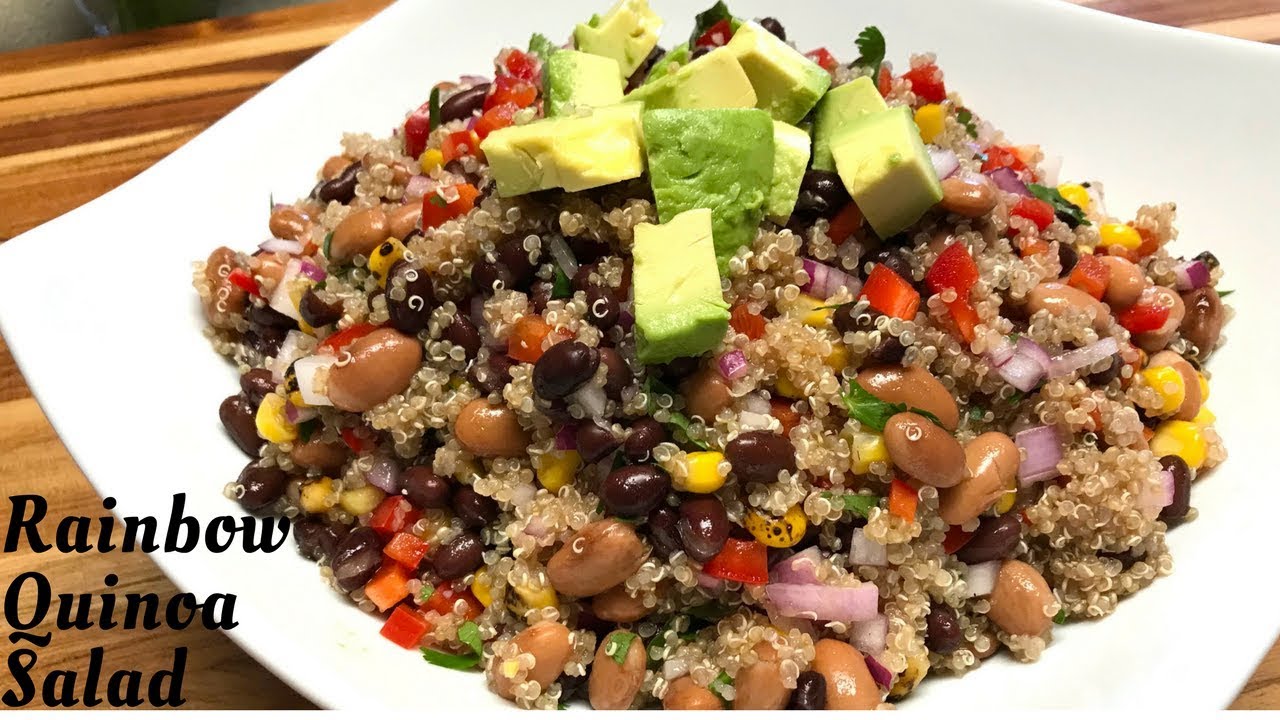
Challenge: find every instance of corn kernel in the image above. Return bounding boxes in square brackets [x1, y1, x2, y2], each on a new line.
[339, 484, 386, 516]
[288, 390, 308, 408]
[298, 316, 317, 336]
[775, 374, 803, 399]
[1056, 183, 1091, 212]
[1198, 372, 1210, 402]
[419, 148, 444, 174]
[299, 477, 337, 514]
[471, 569, 494, 607]
[1139, 366, 1185, 416]
[826, 344, 849, 373]
[993, 470, 1018, 514]
[536, 450, 581, 493]
[368, 238, 406, 286]
[514, 583, 558, 609]
[1099, 223, 1142, 251]
[255, 393, 297, 443]
[914, 103, 946, 144]
[1192, 406, 1216, 427]
[795, 293, 834, 327]
[845, 430, 888, 474]
[679, 451, 727, 493]
[889, 652, 928, 700]
[1150, 420, 1207, 470]
[744, 505, 808, 548]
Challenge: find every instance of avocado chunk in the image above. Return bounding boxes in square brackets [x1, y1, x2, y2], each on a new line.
[574, 0, 663, 78]
[829, 106, 943, 237]
[633, 208, 730, 364]
[643, 43, 689, 85]
[643, 108, 774, 272]
[766, 121, 812, 223]
[480, 103, 645, 197]
[544, 50, 625, 117]
[725, 21, 831, 124]
[626, 47, 757, 110]
[811, 76, 888, 171]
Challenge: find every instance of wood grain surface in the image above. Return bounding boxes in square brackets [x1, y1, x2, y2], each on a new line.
[0, 0, 1275, 709]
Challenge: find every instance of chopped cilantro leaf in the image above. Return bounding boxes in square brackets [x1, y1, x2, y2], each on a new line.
[458, 621, 483, 656]
[708, 670, 734, 702]
[422, 648, 481, 670]
[822, 491, 881, 518]
[1027, 183, 1091, 229]
[644, 377, 710, 450]
[686, 603, 730, 621]
[428, 86, 441, 130]
[297, 419, 319, 443]
[322, 231, 334, 258]
[1053, 608, 1067, 625]
[606, 631, 637, 665]
[956, 108, 978, 138]
[551, 266, 572, 299]
[418, 584, 435, 602]
[840, 380, 943, 432]
[854, 26, 886, 79]
[689, 1, 735, 47]
[1218, 289, 1234, 298]
[428, 193, 449, 208]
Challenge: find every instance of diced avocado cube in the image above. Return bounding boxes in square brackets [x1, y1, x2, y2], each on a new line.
[643, 108, 774, 272]
[626, 47, 757, 111]
[829, 106, 943, 237]
[725, 21, 831, 124]
[480, 103, 645, 197]
[811, 76, 888, 171]
[633, 208, 730, 364]
[544, 50, 625, 117]
[766, 121, 812, 223]
[643, 43, 689, 85]
[573, 0, 663, 78]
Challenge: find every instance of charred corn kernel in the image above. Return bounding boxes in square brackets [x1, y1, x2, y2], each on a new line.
[471, 569, 494, 607]
[419, 148, 444, 174]
[914, 103, 947, 144]
[888, 652, 928, 700]
[255, 393, 297, 443]
[299, 477, 337, 514]
[1192, 406, 1216, 427]
[1150, 420, 1207, 470]
[795, 293, 834, 327]
[680, 451, 727, 493]
[744, 505, 808, 548]
[775, 374, 803, 399]
[514, 582, 558, 609]
[1140, 366, 1185, 416]
[1099, 223, 1141, 251]
[826, 344, 849, 373]
[536, 450, 581, 492]
[1198, 372, 1210, 401]
[1057, 183, 1090, 211]
[339, 484, 386, 516]
[368, 238, 406, 286]
[288, 390, 308, 408]
[845, 430, 888, 474]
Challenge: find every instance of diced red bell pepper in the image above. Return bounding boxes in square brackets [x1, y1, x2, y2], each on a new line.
[943, 526, 974, 555]
[1012, 197, 1055, 231]
[860, 264, 920, 320]
[339, 426, 371, 454]
[426, 582, 484, 620]
[702, 538, 769, 585]
[901, 62, 947, 103]
[365, 561, 412, 612]
[226, 267, 261, 298]
[925, 242, 979, 296]
[403, 98, 434, 159]
[729, 304, 766, 340]
[1117, 301, 1170, 334]
[827, 202, 864, 245]
[981, 145, 1028, 175]
[695, 18, 734, 48]
[945, 297, 980, 344]
[318, 322, 379, 354]
[380, 604, 433, 649]
[384, 531, 430, 569]
[485, 74, 538, 112]
[440, 130, 480, 164]
[474, 101, 519, 140]
[769, 398, 801, 437]
[805, 47, 839, 74]
[369, 497, 421, 539]
[1016, 236, 1052, 258]
[877, 65, 892, 96]
[888, 478, 918, 521]
[508, 315, 554, 363]
[1067, 253, 1110, 300]
[501, 48, 540, 83]
[421, 183, 481, 230]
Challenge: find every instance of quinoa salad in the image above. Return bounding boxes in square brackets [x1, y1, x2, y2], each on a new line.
[195, 0, 1231, 710]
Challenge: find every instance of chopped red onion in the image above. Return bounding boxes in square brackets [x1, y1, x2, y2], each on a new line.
[554, 424, 578, 450]
[1138, 469, 1176, 520]
[985, 335, 1016, 367]
[509, 481, 536, 507]
[365, 455, 402, 494]
[404, 174, 436, 200]
[459, 74, 490, 86]
[546, 234, 579, 280]
[963, 560, 1001, 598]
[764, 582, 879, 622]
[992, 337, 1050, 392]
[849, 527, 888, 567]
[293, 354, 336, 407]
[928, 147, 960, 180]
[268, 259, 305, 322]
[696, 572, 724, 592]
[1049, 337, 1118, 378]
[270, 329, 309, 382]
[1016, 425, 1062, 486]
[801, 258, 862, 300]
[771, 546, 823, 585]
[863, 655, 895, 690]
[986, 167, 1031, 197]
[571, 382, 608, 419]
[259, 237, 303, 255]
[742, 392, 771, 415]
[1158, 469, 1175, 508]
[523, 514, 549, 539]
[851, 614, 888, 655]
[718, 350, 749, 381]
[298, 259, 326, 282]
[1173, 260, 1211, 291]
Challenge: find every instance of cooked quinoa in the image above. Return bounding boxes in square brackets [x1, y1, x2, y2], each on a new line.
[196, 2, 1230, 711]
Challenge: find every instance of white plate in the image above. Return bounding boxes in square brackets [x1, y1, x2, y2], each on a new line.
[2, 0, 1278, 710]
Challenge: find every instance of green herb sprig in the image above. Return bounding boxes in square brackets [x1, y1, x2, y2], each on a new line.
[1027, 183, 1091, 229]
[853, 26, 886, 79]
[840, 380, 943, 432]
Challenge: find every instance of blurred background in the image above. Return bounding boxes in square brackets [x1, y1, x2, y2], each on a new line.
[0, 0, 321, 51]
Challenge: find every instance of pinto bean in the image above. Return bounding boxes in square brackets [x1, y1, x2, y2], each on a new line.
[589, 630, 647, 710]
[491, 621, 573, 699]
[939, 432, 1019, 525]
[680, 367, 733, 422]
[547, 520, 649, 598]
[855, 366, 959, 431]
[325, 328, 422, 411]
[663, 676, 722, 710]
[387, 202, 422, 240]
[289, 438, 349, 473]
[883, 413, 965, 488]
[591, 584, 651, 623]
[810, 639, 879, 710]
[202, 247, 247, 328]
[321, 155, 350, 180]
[1132, 286, 1185, 353]
[1147, 350, 1202, 421]
[327, 207, 389, 262]
[1098, 255, 1146, 309]
[987, 559, 1055, 637]
[734, 642, 791, 710]
[939, 176, 997, 218]
[1180, 287, 1224, 356]
[269, 206, 311, 243]
[454, 399, 531, 457]
[1025, 282, 1111, 332]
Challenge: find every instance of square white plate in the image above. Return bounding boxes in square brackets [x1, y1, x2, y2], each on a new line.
[2, 0, 1279, 710]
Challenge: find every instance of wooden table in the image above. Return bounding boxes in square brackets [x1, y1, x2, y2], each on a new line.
[0, 0, 1275, 709]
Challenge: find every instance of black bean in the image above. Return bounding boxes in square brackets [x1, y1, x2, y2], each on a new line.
[569, 238, 611, 264]
[331, 527, 383, 592]
[625, 45, 667, 92]
[401, 466, 451, 509]
[317, 160, 360, 205]
[529, 281, 553, 314]
[601, 465, 671, 517]
[443, 314, 482, 359]
[239, 368, 276, 405]
[572, 262, 603, 293]
[789, 671, 826, 710]
[624, 418, 667, 462]
[248, 302, 297, 330]
[439, 83, 490, 124]
[453, 486, 499, 528]
[236, 462, 286, 512]
[299, 288, 343, 328]
[599, 348, 631, 399]
[660, 356, 700, 382]
[867, 336, 906, 366]
[954, 515, 1022, 564]
[533, 341, 600, 399]
[576, 422, 620, 464]
[677, 496, 730, 562]
[794, 169, 850, 219]
[219, 395, 263, 457]
[245, 324, 287, 356]
[1057, 242, 1079, 277]
[925, 604, 963, 654]
[494, 237, 537, 289]
[292, 519, 344, 562]
[386, 260, 435, 335]
[470, 353, 515, 394]
[832, 303, 879, 335]
[725, 431, 796, 485]
[1159, 455, 1193, 522]
[585, 286, 620, 329]
[471, 258, 512, 294]
[757, 16, 786, 41]
[1088, 354, 1124, 386]
[690, 45, 711, 61]
[646, 506, 683, 557]
[433, 532, 484, 579]
[868, 248, 914, 282]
